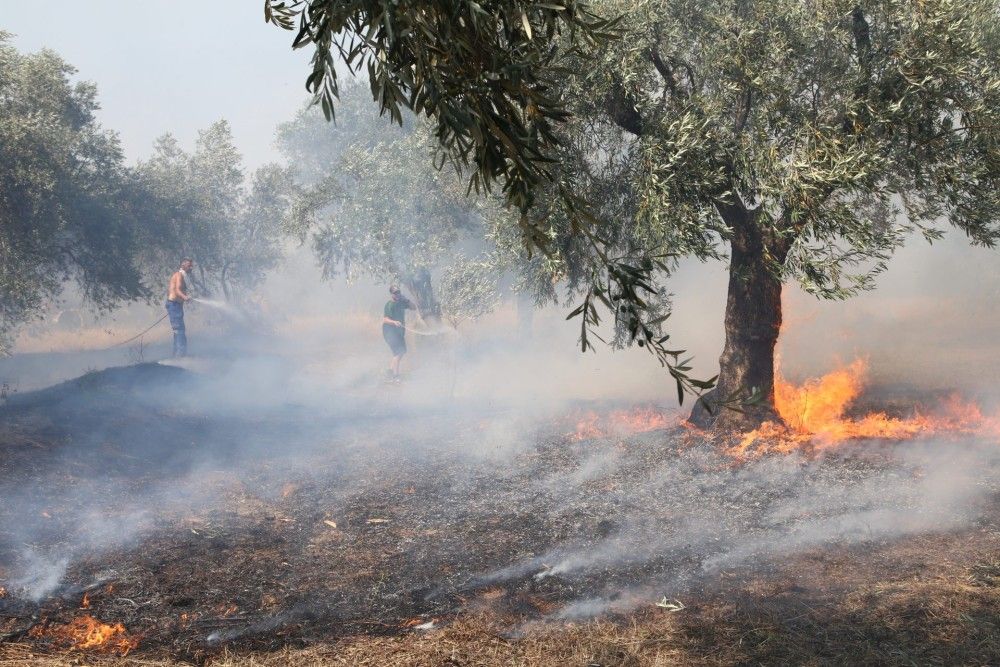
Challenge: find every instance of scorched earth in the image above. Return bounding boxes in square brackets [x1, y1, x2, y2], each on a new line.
[1, 340, 999, 665]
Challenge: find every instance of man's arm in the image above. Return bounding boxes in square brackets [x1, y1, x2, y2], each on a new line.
[383, 302, 402, 327]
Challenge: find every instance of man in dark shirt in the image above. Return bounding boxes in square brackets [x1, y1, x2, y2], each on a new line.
[382, 285, 415, 382]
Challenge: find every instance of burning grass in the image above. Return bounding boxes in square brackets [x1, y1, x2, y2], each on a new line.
[1, 362, 999, 664]
[27, 615, 138, 656]
[734, 358, 1000, 457]
[567, 406, 678, 441]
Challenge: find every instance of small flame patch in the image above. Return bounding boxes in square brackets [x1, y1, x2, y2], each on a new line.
[569, 407, 674, 441]
[29, 616, 138, 655]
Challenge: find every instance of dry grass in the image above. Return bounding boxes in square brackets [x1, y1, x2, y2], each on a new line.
[0, 642, 179, 666]
[4, 553, 997, 667]
[13, 324, 171, 355]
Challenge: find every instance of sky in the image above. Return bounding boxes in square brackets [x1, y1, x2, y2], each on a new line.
[2, 0, 316, 169]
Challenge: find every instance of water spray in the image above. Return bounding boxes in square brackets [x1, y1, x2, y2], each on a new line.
[402, 325, 456, 337]
[191, 297, 250, 323]
[192, 297, 238, 315]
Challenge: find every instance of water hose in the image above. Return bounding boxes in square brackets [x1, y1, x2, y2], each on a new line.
[105, 314, 169, 349]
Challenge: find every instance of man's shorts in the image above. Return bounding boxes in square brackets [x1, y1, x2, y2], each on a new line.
[383, 325, 406, 355]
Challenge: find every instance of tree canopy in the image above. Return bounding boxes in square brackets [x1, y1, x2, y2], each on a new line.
[265, 0, 615, 219]
[549, 0, 1000, 425]
[0, 34, 147, 352]
[577, 0, 1000, 290]
[135, 121, 290, 304]
[272, 0, 1000, 417]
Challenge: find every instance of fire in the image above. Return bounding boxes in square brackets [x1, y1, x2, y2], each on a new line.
[569, 407, 674, 441]
[81, 592, 91, 609]
[29, 616, 139, 655]
[732, 358, 1000, 457]
[572, 413, 601, 440]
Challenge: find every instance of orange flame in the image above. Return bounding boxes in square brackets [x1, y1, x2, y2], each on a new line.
[80, 592, 90, 609]
[733, 358, 1000, 457]
[30, 616, 138, 655]
[569, 407, 674, 441]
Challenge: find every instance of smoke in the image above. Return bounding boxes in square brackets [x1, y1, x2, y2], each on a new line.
[1, 226, 999, 630]
[0, 301, 668, 601]
[471, 433, 1000, 621]
[11, 551, 70, 602]
[3, 282, 1000, 614]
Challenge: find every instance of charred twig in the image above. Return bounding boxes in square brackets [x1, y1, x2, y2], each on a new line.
[0, 620, 40, 644]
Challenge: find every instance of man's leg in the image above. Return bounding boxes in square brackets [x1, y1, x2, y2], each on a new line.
[166, 302, 187, 357]
[175, 320, 187, 357]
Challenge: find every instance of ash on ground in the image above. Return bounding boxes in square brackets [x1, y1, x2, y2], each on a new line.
[1, 360, 998, 660]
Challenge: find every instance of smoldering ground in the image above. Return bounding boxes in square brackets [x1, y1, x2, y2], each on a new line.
[2, 232, 1000, 657]
[2, 303, 1000, 658]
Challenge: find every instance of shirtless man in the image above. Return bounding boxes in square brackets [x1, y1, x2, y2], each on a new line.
[166, 258, 194, 357]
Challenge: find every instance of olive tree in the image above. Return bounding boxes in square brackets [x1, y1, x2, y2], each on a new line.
[0, 35, 147, 352]
[135, 122, 290, 304]
[552, 0, 1000, 429]
[279, 87, 520, 323]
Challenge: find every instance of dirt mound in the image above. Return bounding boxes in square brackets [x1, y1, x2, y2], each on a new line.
[2, 363, 188, 414]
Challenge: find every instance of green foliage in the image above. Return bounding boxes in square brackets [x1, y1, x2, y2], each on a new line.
[135, 121, 291, 303]
[437, 258, 502, 328]
[266, 0, 616, 217]
[279, 85, 520, 323]
[0, 35, 147, 352]
[570, 0, 1000, 296]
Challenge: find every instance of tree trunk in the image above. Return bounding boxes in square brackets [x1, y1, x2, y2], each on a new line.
[689, 207, 789, 431]
[404, 267, 441, 323]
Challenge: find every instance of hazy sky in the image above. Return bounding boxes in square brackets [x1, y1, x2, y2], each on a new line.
[2, 0, 316, 169]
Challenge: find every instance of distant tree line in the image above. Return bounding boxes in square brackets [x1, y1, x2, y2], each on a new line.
[278, 81, 556, 328]
[0, 35, 289, 353]
[1, 34, 147, 352]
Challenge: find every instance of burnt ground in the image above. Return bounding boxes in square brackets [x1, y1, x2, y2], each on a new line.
[0, 360, 999, 665]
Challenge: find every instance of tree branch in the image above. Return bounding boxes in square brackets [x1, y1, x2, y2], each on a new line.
[649, 46, 679, 99]
[604, 79, 644, 136]
[734, 88, 752, 135]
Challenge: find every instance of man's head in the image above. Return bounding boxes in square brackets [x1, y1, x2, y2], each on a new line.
[389, 285, 401, 301]
[180, 258, 194, 272]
